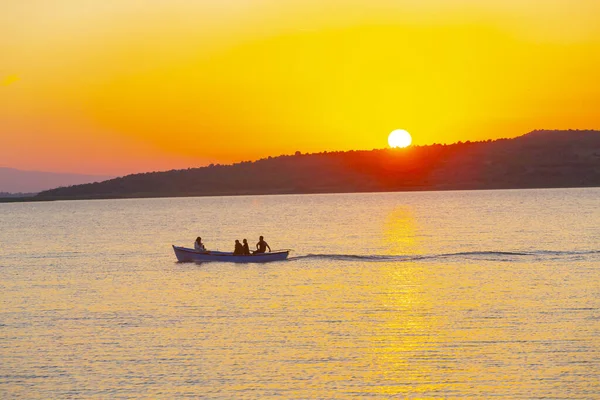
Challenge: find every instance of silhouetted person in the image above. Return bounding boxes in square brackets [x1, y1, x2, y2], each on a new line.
[242, 239, 251, 255]
[255, 236, 271, 254]
[233, 240, 244, 255]
[194, 237, 206, 252]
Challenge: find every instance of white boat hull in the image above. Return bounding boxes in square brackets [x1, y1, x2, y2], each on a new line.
[173, 246, 289, 263]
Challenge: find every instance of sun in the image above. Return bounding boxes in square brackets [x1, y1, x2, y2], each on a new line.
[388, 129, 412, 148]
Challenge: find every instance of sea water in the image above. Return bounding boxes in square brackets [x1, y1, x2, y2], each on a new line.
[1, 188, 599, 398]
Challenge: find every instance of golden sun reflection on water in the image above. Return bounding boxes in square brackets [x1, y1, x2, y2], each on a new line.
[383, 207, 422, 256]
[360, 263, 441, 396]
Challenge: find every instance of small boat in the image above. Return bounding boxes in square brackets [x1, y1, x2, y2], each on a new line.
[172, 245, 290, 263]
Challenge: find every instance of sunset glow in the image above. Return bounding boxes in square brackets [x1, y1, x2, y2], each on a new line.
[2, 0, 599, 174]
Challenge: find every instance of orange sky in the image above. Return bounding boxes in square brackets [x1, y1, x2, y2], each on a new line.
[2, 0, 599, 175]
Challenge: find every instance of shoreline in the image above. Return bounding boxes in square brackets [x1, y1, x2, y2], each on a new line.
[2, 183, 598, 204]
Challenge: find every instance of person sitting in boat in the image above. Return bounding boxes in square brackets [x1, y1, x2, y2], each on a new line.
[194, 237, 206, 252]
[242, 239, 251, 255]
[254, 236, 271, 254]
[233, 239, 244, 255]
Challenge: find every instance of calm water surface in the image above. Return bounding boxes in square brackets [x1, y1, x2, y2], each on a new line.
[1, 189, 599, 398]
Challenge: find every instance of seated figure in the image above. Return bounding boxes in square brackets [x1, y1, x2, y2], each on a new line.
[194, 237, 206, 252]
[233, 239, 244, 255]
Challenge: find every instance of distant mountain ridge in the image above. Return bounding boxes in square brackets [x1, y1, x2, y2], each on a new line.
[0, 192, 36, 198]
[26, 130, 600, 201]
[0, 167, 113, 194]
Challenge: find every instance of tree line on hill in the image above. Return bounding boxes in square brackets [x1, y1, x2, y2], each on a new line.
[30, 130, 600, 201]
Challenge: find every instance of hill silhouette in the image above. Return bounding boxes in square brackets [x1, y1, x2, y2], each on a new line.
[31, 130, 600, 201]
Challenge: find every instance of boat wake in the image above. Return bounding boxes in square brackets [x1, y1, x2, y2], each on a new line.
[287, 250, 599, 263]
